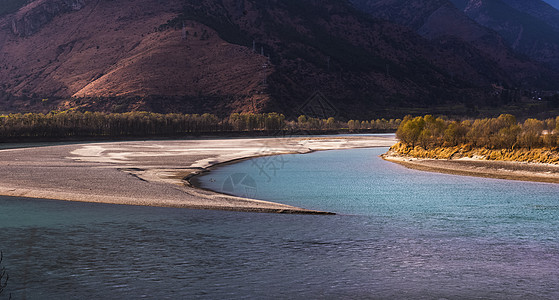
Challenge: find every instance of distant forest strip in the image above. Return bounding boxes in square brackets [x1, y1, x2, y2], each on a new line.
[0, 111, 401, 139]
[393, 114, 559, 164]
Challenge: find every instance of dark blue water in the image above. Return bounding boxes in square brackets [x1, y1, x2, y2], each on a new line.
[1, 148, 559, 299]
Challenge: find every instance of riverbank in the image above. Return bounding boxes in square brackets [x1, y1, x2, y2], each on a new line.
[382, 150, 559, 184]
[0, 135, 396, 213]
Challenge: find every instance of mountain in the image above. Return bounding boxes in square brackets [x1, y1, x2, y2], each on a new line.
[501, 0, 559, 31]
[0, 0, 273, 114]
[198, 0, 547, 115]
[352, 0, 499, 40]
[448, 0, 559, 71]
[0, 0, 558, 118]
[350, 0, 549, 84]
[536, 0, 559, 11]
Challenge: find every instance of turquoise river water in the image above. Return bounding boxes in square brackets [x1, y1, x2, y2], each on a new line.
[1, 147, 558, 299]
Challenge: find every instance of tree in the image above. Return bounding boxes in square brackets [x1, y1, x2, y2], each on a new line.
[326, 117, 337, 130]
[489, 115, 520, 149]
[518, 118, 544, 149]
[347, 120, 359, 131]
[466, 118, 492, 148]
[443, 121, 468, 146]
[396, 116, 425, 147]
[497, 114, 517, 128]
[495, 125, 520, 149]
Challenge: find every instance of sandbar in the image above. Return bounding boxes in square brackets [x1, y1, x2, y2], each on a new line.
[383, 151, 559, 184]
[0, 135, 396, 213]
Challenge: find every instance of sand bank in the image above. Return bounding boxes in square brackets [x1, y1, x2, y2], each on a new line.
[0, 135, 396, 213]
[383, 151, 559, 184]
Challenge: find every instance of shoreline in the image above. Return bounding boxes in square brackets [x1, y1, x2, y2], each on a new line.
[382, 152, 559, 184]
[0, 135, 396, 214]
[186, 149, 326, 198]
[184, 151, 331, 214]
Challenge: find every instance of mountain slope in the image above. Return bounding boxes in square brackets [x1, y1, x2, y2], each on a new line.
[0, 0, 28, 18]
[173, 0, 558, 116]
[543, 0, 559, 10]
[501, 0, 559, 31]
[0, 0, 558, 117]
[449, 0, 559, 71]
[350, 0, 556, 86]
[0, 0, 271, 113]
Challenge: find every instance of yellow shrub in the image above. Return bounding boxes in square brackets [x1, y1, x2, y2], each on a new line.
[391, 142, 559, 164]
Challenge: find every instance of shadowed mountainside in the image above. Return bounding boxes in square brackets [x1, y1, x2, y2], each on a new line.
[351, 0, 559, 75]
[0, 0, 558, 118]
[447, 0, 559, 70]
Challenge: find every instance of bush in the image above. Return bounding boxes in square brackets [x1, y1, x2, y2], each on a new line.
[396, 114, 558, 150]
[393, 114, 559, 164]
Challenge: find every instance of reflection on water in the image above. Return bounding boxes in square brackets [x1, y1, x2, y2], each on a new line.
[1, 147, 559, 299]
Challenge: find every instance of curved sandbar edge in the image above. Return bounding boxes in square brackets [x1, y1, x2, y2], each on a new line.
[0, 135, 396, 214]
[382, 151, 559, 184]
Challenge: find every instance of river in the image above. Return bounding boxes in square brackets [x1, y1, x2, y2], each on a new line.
[1, 147, 558, 299]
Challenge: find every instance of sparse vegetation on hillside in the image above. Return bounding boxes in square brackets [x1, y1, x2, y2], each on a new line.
[2, 0, 559, 118]
[162, 0, 251, 47]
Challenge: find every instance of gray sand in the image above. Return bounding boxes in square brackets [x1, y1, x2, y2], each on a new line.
[383, 153, 559, 184]
[0, 136, 396, 213]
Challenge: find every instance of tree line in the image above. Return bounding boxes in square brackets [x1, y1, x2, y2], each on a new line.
[0, 111, 400, 139]
[397, 114, 559, 150]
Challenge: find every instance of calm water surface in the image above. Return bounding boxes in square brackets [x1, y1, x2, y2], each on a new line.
[1, 147, 559, 299]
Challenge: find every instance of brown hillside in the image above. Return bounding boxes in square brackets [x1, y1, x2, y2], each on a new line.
[1, 0, 559, 117]
[0, 0, 271, 113]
